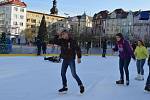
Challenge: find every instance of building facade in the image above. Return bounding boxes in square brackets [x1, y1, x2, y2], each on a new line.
[93, 9, 150, 41]
[0, 0, 26, 39]
[67, 13, 93, 35]
[93, 10, 109, 36]
[133, 11, 150, 40]
[26, 11, 65, 42]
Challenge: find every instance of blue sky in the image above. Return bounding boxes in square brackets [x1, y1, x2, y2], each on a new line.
[23, 0, 150, 17]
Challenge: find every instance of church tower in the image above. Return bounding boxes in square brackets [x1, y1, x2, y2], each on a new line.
[50, 0, 58, 15]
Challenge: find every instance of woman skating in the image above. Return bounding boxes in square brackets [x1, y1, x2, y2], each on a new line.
[144, 54, 150, 92]
[134, 40, 149, 81]
[113, 33, 135, 86]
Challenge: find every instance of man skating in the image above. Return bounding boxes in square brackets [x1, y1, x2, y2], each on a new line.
[145, 55, 150, 92]
[53, 30, 85, 94]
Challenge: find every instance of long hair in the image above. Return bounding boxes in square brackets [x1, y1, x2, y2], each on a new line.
[138, 40, 145, 46]
[116, 33, 124, 39]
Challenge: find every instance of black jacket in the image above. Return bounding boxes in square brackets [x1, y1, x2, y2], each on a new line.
[148, 55, 150, 65]
[54, 36, 81, 60]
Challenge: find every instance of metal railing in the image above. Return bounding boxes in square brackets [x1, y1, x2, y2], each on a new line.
[0, 44, 12, 54]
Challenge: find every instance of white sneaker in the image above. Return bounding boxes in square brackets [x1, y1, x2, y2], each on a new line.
[140, 75, 144, 81]
[135, 74, 141, 80]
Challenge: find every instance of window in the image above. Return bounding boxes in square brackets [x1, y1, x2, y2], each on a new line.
[0, 20, 4, 25]
[5, 7, 9, 11]
[20, 15, 24, 19]
[0, 14, 4, 18]
[48, 22, 51, 25]
[31, 19, 36, 23]
[14, 14, 18, 19]
[31, 25, 36, 28]
[6, 21, 8, 25]
[20, 8, 24, 12]
[27, 19, 30, 22]
[32, 30, 36, 33]
[36, 15, 39, 17]
[20, 22, 23, 26]
[27, 24, 30, 28]
[13, 21, 18, 25]
[14, 7, 18, 11]
[5, 14, 8, 18]
[39, 20, 41, 24]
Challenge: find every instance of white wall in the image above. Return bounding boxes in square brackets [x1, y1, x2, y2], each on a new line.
[11, 5, 26, 35]
[0, 3, 26, 36]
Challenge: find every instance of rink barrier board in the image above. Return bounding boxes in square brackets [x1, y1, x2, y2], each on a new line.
[0, 54, 113, 57]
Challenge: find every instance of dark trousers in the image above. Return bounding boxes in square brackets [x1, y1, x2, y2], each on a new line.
[146, 64, 150, 86]
[119, 58, 131, 81]
[102, 49, 106, 57]
[42, 49, 47, 54]
[86, 48, 89, 54]
[136, 59, 146, 75]
[37, 46, 41, 55]
[61, 59, 83, 87]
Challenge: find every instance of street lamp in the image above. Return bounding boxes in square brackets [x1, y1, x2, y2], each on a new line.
[77, 15, 82, 45]
[77, 15, 82, 35]
[64, 13, 69, 29]
[129, 22, 132, 40]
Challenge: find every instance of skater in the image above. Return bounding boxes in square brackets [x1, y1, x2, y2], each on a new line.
[113, 33, 135, 86]
[42, 41, 47, 54]
[36, 38, 42, 56]
[53, 30, 85, 94]
[134, 40, 149, 81]
[101, 38, 107, 57]
[132, 41, 137, 52]
[145, 54, 150, 92]
[86, 42, 91, 55]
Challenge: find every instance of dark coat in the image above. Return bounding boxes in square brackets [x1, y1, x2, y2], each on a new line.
[36, 39, 42, 48]
[102, 40, 107, 50]
[54, 36, 81, 60]
[86, 42, 91, 49]
[42, 42, 47, 50]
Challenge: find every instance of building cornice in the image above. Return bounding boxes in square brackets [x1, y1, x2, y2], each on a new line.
[27, 10, 65, 18]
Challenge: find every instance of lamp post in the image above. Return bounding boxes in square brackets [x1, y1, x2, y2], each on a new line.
[64, 13, 69, 29]
[129, 22, 132, 40]
[77, 15, 82, 44]
[77, 15, 82, 42]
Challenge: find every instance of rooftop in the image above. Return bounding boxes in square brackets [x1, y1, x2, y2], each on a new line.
[0, 0, 26, 7]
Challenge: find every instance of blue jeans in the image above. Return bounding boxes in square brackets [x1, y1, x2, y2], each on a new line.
[146, 64, 150, 86]
[119, 58, 131, 81]
[136, 59, 146, 75]
[61, 59, 83, 87]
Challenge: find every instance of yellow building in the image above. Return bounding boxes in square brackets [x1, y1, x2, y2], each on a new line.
[25, 10, 65, 42]
[26, 10, 65, 29]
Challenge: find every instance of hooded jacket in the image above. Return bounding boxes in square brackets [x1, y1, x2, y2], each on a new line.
[113, 39, 135, 59]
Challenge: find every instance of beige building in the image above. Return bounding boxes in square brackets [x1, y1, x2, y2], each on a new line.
[67, 13, 93, 35]
[26, 11, 65, 28]
[25, 10, 65, 41]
